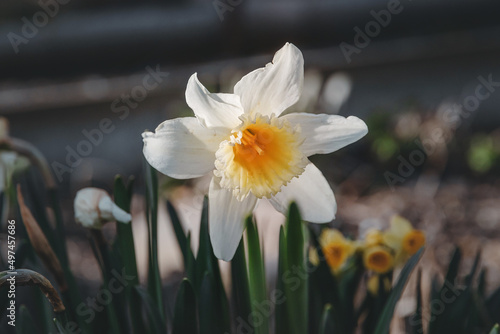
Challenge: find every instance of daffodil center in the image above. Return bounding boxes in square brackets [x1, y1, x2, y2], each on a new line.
[364, 247, 394, 274]
[403, 230, 425, 255]
[214, 114, 307, 201]
[323, 244, 348, 270]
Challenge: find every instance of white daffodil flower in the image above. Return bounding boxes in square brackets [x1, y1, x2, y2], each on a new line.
[143, 43, 368, 261]
[74, 188, 131, 229]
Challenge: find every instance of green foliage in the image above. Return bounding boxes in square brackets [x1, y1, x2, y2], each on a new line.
[374, 248, 423, 334]
[281, 202, 308, 334]
[406, 247, 498, 334]
[231, 239, 252, 331]
[16, 305, 37, 334]
[166, 196, 230, 334]
[5, 159, 500, 334]
[245, 215, 269, 334]
[144, 159, 164, 319]
[172, 279, 197, 334]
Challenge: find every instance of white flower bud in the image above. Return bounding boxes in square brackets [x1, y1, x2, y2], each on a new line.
[74, 187, 131, 229]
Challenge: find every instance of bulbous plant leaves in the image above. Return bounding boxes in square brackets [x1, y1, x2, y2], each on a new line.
[166, 201, 189, 268]
[338, 255, 364, 333]
[113, 176, 138, 284]
[284, 202, 307, 334]
[196, 197, 230, 332]
[464, 251, 483, 333]
[144, 159, 164, 318]
[428, 248, 481, 334]
[445, 247, 461, 289]
[113, 175, 144, 333]
[88, 230, 122, 334]
[374, 247, 423, 334]
[246, 215, 269, 334]
[465, 250, 481, 287]
[185, 232, 196, 285]
[166, 200, 196, 284]
[231, 238, 253, 332]
[199, 271, 227, 334]
[196, 197, 211, 288]
[172, 278, 198, 334]
[53, 318, 69, 334]
[363, 272, 392, 334]
[486, 286, 500, 325]
[319, 304, 334, 334]
[17, 305, 37, 334]
[308, 227, 346, 333]
[133, 285, 166, 333]
[407, 269, 424, 334]
[275, 226, 289, 334]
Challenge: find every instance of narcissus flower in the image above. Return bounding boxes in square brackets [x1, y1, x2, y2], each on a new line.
[363, 228, 385, 247]
[383, 215, 425, 263]
[319, 229, 355, 273]
[363, 246, 394, 274]
[142, 43, 368, 260]
[74, 188, 131, 229]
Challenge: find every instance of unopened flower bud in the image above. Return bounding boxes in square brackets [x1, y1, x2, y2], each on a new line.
[74, 187, 131, 229]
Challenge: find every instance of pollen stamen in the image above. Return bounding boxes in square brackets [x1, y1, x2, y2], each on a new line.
[214, 114, 307, 200]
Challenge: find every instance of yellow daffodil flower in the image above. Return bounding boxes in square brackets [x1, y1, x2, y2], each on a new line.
[319, 229, 355, 273]
[383, 215, 425, 264]
[142, 43, 368, 260]
[364, 228, 385, 247]
[363, 245, 394, 274]
[309, 246, 320, 267]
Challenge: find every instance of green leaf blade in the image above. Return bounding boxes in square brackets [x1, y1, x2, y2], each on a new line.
[246, 216, 269, 334]
[172, 279, 198, 334]
[374, 248, 424, 334]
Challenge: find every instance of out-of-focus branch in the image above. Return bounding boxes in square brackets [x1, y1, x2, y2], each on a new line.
[17, 185, 67, 291]
[0, 269, 66, 313]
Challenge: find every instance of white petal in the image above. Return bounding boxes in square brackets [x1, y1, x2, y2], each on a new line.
[185, 73, 244, 129]
[98, 196, 132, 223]
[234, 43, 304, 118]
[142, 117, 226, 179]
[209, 176, 258, 261]
[282, 113, 368, 156]
[269, 163, 336, 223]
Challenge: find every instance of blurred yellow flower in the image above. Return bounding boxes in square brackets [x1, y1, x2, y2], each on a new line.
[383, 215, 425, 263]
[364, 228, 385, 247]
[309, 247, 320, 267]
[319, 229, 355, 273]
[363, 245, 394, 274]
[367, 275, 392, 296]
